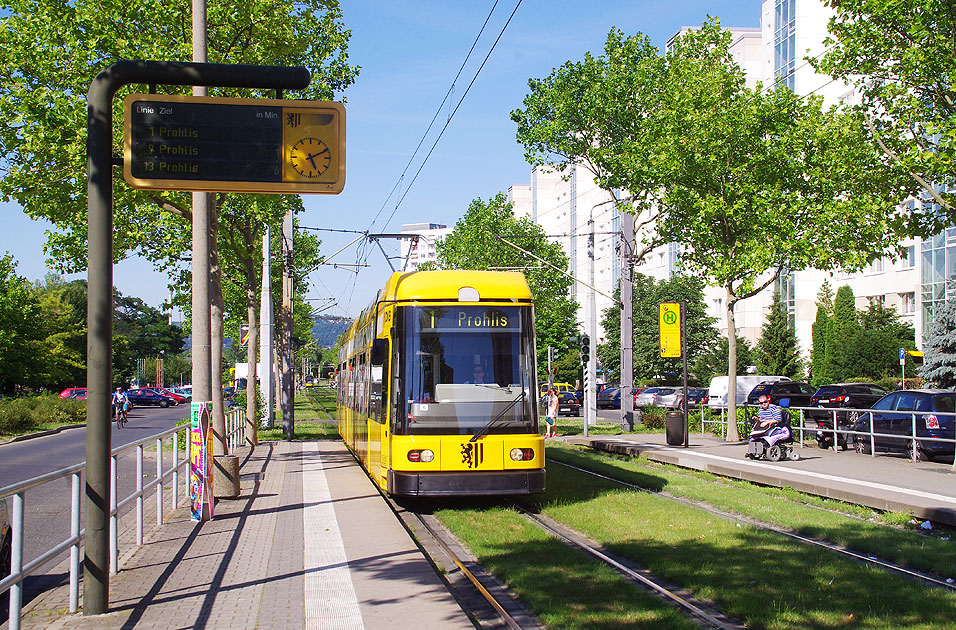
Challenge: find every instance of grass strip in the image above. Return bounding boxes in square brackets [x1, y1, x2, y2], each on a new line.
[436, 506, 700, 629]
[531, 461, 956, 629]
[547, 443, 956, 579]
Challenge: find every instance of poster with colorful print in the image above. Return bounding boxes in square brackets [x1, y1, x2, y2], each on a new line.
[189, 401, 215, 521]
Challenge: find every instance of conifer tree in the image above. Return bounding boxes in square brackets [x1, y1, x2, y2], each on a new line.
[810, 305, 829, 386]
[919, 300, 956, 389]
[755, 291, 802, 378]
[824, 286, 860, 382]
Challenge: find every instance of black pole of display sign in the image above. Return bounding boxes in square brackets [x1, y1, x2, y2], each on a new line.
[85, 60, 310, 616]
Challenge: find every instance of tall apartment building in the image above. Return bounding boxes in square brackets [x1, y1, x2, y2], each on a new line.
[399, 222, 452, 271]
[511, 2, 942, 365]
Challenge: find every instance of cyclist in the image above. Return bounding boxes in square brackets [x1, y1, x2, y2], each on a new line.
[112, 387, 130, 427]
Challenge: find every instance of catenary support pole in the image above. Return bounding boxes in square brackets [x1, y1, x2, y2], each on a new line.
[281, 209, 295, 438]
[260, 225, 275, 429]
[586, 218, 597, 428]
[620, 214, 634, 431]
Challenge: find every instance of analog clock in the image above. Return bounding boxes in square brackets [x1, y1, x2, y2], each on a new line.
[290, 137, 332, 178]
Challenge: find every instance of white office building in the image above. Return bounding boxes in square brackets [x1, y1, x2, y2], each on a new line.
[509, 1, 943, 363]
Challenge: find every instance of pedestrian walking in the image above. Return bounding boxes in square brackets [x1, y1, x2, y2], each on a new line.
[544, 387, 559, 438]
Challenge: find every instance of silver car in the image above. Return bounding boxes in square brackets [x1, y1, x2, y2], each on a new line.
[635, 387, 680, 408]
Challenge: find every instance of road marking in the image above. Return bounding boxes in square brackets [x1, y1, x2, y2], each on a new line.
[302, 444, 364, 630]
[604, 439, 956, 508]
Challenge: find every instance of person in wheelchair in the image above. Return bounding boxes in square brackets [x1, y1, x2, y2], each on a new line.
[746, 395, 799, 461]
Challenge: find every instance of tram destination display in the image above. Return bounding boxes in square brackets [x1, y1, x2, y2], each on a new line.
[123, 94, 345, 194]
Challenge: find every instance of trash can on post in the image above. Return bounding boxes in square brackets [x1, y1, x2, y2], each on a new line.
[665, 411, 685, 446]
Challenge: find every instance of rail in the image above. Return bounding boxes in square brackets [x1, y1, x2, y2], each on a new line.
[0, 408, 246, 630]
[697, 404, 956, 462]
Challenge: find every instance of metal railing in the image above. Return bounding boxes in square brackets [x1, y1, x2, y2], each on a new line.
[0, 408, 246, 630]
[698, 404, 956, 462]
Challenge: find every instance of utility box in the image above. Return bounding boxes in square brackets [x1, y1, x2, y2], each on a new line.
[665, 411, 685, 446]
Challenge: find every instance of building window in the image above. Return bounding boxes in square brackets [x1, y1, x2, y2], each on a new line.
[903, 245, 916, 268]
[775, 271, 796, 328]
[902, 292, 916, 314]
[774, 0, 796, 90]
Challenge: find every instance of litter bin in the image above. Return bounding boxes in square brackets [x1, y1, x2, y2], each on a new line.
[665, 411, 685, 446]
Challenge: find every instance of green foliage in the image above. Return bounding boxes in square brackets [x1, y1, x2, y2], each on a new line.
[640, 405, 666, 430]
[813, 0, 954, 219]
[919, 300, 956, 388]
[691, 336, 754, 386]
[810, 305, 829, 387]
[432, 193, 579, 377]
[0, 253, 44, 393]
[823, 286, 861, 383]
[0, 394, 85, 434]
[754, 291, 802, 378]
[598, 275, 717, 383]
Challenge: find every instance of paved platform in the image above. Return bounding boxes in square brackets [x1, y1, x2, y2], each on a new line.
[565, 430, 956, 526]
[9, 440, 473, 630]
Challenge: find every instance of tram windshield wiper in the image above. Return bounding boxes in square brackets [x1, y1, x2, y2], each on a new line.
[470, 390, 526, 442]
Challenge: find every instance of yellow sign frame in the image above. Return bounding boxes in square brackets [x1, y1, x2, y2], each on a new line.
[123, 94, 345, 194]
[659, 302, 682, 358]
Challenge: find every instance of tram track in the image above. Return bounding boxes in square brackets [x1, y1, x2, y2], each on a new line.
[384, 495, 543, 630]
[548, 455, 956, 593]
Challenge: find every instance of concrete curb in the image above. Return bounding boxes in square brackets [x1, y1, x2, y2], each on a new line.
[0, 423, 86, 445]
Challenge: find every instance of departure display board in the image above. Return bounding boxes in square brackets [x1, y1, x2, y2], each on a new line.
[123, 94, 345, 194]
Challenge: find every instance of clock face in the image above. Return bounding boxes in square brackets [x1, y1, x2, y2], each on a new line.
[290, 137, 332, 178]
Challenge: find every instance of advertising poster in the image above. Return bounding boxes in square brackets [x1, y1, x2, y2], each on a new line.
[189, 401, 215, 521]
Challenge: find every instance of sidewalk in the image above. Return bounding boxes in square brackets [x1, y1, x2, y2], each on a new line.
[565, 430, 956, 526]
[10, 440, 473, 630]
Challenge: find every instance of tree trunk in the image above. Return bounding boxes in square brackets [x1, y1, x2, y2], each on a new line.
[725, 281, 740, 442]
[210, 200, 227, 456]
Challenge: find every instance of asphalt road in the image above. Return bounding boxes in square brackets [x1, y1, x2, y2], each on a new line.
[0, 403, 190, 616]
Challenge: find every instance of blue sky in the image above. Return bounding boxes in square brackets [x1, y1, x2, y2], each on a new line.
[2, 0, 759, 319]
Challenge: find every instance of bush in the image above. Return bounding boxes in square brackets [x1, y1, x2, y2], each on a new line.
[640, 405, 666, 429]
[0, 394, 86, 434]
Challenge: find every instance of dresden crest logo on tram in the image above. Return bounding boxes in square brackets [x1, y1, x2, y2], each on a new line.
[461, 442, 484, 469]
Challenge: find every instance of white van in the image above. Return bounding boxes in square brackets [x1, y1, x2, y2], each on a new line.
[707, 375, 790, 407]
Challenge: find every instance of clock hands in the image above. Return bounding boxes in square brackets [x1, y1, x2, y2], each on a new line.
[305, 146, 330, 170]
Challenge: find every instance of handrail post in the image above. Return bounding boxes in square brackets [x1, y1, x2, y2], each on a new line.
[110, 455, 118, 574]
[136, 445, 143, 546]
[173, 428, 180, 510]
[912, 413, 918, 460]
[70, 473, 81, 612]
[10, 492, 23, 630]
[156, 437, 163, 526]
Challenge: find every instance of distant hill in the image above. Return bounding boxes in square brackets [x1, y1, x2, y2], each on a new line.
[312, 316, 352, 348]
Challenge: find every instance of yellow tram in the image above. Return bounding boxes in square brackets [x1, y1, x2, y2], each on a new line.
[336, 270, 545, 496]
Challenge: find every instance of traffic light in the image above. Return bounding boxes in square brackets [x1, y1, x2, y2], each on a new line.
[579, 334, 590, 365]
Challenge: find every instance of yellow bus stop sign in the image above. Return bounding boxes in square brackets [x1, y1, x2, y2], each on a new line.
[659, 302, 681, 358]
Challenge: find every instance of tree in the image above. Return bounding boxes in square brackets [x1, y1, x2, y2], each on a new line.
[920, 300, 956, 388]
[0, 254, 43, 393]
[810, 305, 830, 387]
[647, 22, 908, 440]
[427, 193, 579, 377]
[812, 0, 954, 216]
[692, 336, 754, 387]
[755, 291, 802, 378]
[598, 275, 717, 383]
[854, 301, 916, 380]
[824, 286, 861, 383]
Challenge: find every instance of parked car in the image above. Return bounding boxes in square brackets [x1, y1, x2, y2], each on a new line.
[58, 387, 85, 399]
[679, 388, 710, 408]
[745, 381, 815, 408]
[851, 389, 956, 462]
[128, 389, 177, 408]
[635, 387, 679, 408]
[597, 387, 621, 409]
[67, 389, 87, 400]
[171, 388, 192, 403]
[145, 388, 185, 405]
[808, 382, 888, 449]
[708, 375, 790, 407]
[539, 382, 574, 397]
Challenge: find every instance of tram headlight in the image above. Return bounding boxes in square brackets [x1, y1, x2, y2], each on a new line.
[408, 449, 435, 463]
[510, 448, 535, 462]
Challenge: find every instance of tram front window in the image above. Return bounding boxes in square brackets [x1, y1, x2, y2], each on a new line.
[401, 305, 536, 435]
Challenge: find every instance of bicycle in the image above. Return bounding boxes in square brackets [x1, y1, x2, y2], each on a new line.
[114, 403, 128, 429]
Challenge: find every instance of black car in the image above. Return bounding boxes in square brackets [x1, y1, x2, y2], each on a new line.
[851, 389, 956, 462]
[808, 382, 888, 449]
[680, 388, 710, 408]
[127, 389, 177, 408]
[746, 381, 815, 408]
[542, 390, 581, 416]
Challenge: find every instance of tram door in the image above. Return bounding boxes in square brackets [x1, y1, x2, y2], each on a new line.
[370, 337, 390, 487]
